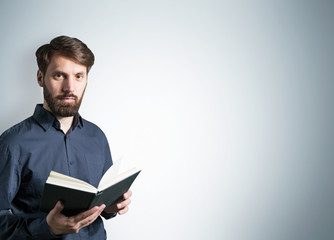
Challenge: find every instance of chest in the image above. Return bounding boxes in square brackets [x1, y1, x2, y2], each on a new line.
[17, 132, 107, 206]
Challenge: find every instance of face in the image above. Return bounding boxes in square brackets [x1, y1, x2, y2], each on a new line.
[37, 55, 88, 118]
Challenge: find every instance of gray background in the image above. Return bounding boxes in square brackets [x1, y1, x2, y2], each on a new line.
[0, 1, 333, 239]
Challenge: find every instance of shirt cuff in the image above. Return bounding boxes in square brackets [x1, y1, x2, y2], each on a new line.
[30, 217, 62, 239]
[101, 211, 117, 219]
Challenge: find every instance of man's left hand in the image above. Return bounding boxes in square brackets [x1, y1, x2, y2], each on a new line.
[104, 190, 132, 215]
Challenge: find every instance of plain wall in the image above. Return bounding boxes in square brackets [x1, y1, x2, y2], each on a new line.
[0, 1, 333, 239]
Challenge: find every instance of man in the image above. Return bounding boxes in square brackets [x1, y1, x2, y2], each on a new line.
[0, 36, 132, 239]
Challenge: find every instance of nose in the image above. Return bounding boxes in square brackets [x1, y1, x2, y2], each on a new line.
[62, 76, 75, 93]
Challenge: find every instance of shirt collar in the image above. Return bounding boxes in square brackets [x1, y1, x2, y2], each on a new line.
[32, 104, 83, 132]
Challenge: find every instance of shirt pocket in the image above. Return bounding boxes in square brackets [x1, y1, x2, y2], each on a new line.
[84, 153, 105, 188]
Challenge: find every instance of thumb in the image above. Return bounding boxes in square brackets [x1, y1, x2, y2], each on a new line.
[50, 201, 64, 215]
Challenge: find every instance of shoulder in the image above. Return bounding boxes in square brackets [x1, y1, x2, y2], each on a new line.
[80, 118, 108, 141]
[0, 117, 35, 145]
[0, 117, 35, 161]
[81, 118, 104, 133]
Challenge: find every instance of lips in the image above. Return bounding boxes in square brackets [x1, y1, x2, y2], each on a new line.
[61, 97, 75, 102]
[57, 95, 77, 103]
[57, 95, 77, 100]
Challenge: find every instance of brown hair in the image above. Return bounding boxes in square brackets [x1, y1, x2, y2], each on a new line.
[35, 35, 95, 75]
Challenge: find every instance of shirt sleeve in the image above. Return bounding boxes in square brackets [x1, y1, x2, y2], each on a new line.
[100, 137, 117, 220]
[0, 141, 57, 239]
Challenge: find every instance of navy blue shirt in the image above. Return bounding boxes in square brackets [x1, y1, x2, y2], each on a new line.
[0, 104, 115, 239]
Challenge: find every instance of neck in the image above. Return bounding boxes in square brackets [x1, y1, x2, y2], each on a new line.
[43, 103, 74, 134]
[57, 116, 74, 134]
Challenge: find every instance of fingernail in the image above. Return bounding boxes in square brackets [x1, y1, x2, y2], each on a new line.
[117, 203, 122, 208]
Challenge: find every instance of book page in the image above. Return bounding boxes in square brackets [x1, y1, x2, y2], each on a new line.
[98, 167, 140, 191]
[97, 160, 120, 190]
[47, 171, 97, 193]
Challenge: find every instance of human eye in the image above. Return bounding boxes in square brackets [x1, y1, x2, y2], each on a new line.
[76, 73, 85, 80]
[53, 73, 65, 80]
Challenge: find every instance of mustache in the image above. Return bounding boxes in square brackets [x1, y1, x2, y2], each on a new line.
[56, 94, 78, 100]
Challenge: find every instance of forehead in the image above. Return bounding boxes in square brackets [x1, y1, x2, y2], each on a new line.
[46, 55, 87, 74]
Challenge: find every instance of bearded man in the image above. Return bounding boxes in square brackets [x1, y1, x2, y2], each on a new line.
[0, 36, 132, 240]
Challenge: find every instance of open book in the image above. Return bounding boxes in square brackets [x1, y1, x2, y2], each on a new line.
[40, 165, 141, 216]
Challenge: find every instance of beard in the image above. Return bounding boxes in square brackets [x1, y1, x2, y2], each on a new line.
[43, 86, 85, 117]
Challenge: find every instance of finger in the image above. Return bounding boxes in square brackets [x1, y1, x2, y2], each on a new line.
[79, 209, 104, 229]
[73, 204, 103, 222]
[75, 205, 105, 228]
[123, 190, 132, 199]
[46, 201, 65, 234]
[117, 199, 131, 210]
[118, 206, 129, 215]
[50, 201, 64, 215]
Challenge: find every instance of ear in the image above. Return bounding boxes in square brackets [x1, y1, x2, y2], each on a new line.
[37, 70, 44, 87]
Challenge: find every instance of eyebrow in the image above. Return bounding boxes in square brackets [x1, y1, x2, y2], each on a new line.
[75, 71, 86, 75]
[52, 70, 67, 76]
[51, 70, 86, 76]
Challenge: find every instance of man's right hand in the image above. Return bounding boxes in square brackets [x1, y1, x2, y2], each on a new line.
[46, 201, 106, 235]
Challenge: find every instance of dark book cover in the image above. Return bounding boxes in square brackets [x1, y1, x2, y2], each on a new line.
[40, 170, 141, 216]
